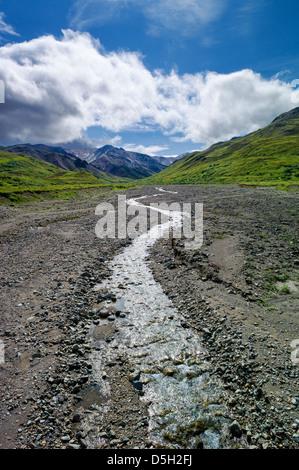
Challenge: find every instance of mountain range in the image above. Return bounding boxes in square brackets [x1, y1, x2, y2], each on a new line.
[70, 145, 166, 179]
[67, 146, 179, 167]
[3, 143, 176, 180]
[4, 144, 103, 177]
[1, 107, 298, 204]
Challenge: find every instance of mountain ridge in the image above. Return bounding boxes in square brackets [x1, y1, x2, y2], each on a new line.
[68, 145, 179, 167]
[4, 143, 103, 177]
[145, 107, 299, 188]
[76, 145, 167, 179]
[4, 143, 170, 180]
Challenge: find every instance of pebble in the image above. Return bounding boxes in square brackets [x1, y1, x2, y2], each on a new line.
[229, 421, 242, 438]
[99, 309, 109, 318]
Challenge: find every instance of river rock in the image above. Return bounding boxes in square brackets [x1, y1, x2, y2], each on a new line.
[229, 420, 242, 438]
[99, 309, 109, 318]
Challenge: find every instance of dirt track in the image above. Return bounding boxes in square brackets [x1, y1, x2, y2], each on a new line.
[0, 185, 298, 449]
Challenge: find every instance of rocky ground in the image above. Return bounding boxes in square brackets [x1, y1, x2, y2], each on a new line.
[0, 188, 133, 449]
[0, 184, 298, 450]
[148, 185, 299, 449]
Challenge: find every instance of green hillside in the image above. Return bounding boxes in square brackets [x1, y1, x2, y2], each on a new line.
[145, 107, 299, 189]
[0, 150, 127, 203]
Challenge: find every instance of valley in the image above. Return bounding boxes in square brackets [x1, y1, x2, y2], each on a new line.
[0, 184, 298, 449]
[1, 0, 298, 456]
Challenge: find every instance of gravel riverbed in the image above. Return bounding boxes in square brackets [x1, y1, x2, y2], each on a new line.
[0, 185, 298, 449]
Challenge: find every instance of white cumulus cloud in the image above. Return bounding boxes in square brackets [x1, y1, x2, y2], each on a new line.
[123, 144, 170, 156]
[0, 30, 295, 146]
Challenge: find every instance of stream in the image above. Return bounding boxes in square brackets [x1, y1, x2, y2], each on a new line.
[83, 188, 231, 449]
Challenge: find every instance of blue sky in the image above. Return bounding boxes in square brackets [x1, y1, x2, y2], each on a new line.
[0, 0, 298, 156]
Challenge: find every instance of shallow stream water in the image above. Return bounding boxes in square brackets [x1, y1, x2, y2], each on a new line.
[84, 189, 231, 449]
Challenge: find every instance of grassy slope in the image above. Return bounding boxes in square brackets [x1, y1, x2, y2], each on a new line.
[145, 108, 299, 188]
[0, 150, 132, 203]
